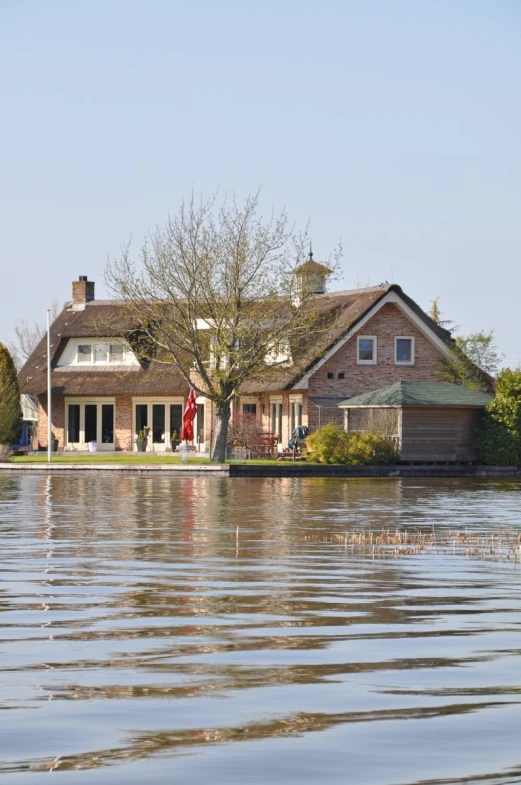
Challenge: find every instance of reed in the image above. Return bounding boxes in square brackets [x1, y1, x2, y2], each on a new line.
[300, 529, 521, 563]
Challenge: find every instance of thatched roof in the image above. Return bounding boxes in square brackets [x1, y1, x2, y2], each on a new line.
[19, 284, 454, 397]
[18, 301, 188, 397]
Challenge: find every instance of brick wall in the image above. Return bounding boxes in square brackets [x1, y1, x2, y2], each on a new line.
[37, 394, 65, 450]
[308, 303, 445, 400]
[115, 395, 132, 450]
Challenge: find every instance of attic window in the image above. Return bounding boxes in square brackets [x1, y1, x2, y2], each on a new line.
[327, 372, 334, 379]
[338, 372, 345, 380]
[357, 336, 376, 365]
[395, 337, 414, 365]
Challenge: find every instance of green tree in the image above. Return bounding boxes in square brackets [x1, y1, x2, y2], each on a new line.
[429, 299, 502, 391]
[0, 343, 23, 446]
[476, 368, 521, 465]
[440, 332, 502, 392]
[428, 297, 457, 330]
[454, 331, 503, 376]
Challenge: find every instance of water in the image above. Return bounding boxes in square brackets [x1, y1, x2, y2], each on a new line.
[1, 474, 521, 784]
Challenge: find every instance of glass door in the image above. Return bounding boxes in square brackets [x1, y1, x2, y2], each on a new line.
[65, 401, 115, 450]
[133, 400, 184, 451]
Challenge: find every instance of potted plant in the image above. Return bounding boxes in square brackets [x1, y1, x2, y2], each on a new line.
[136, 426, 150, 452]
[170, 429, 180, 451]
[51, 432, 59, 452]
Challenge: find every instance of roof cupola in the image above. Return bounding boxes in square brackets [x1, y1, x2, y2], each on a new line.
[295, 247, 332, 301]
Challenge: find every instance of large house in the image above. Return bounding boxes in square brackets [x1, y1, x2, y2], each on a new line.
[19, 264, 485, 456]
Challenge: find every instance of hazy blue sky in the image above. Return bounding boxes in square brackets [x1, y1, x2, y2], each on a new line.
[1, 0, 520, 366]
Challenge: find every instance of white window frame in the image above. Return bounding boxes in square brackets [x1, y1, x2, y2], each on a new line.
[289, 394, 303, 432]
[270, 395, 283, 444]
[65, 397, 116, 450]
[195, 396, 207, 451]
[357, 335, 377, 365]
[132, 397, 185, 452]
[395, 336, 415, 366]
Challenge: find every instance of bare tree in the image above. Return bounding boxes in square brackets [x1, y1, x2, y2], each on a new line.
[106, 191, 341, 461]
[9, 301, 60, 370]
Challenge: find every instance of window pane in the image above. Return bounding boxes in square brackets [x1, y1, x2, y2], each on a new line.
[136, 404, 148, 434]
[152, 405, 165, 443]
[170, 405, 182, 438]
[85, 405, 97, 443]
[68, 405, 80, 443]
[242, 403, 257, 416]
[110, 344, 124, 363]
[396, 338, 412, 362]
[271, 402, 283, 440]
[94, 344, 108, 363]
[358, 338, 374, 361]
[101, 405, 114, 444]
[78, 345, 91, 363]
[197, 404, 205, 443]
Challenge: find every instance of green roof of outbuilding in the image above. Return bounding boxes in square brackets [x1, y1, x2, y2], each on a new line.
[339, 381, 493, 408]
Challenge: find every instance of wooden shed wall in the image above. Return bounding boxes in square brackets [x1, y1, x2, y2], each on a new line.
[401, 407, 483, 462]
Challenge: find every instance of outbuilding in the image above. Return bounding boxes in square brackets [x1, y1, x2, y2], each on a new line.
[339, 381, 492, 462]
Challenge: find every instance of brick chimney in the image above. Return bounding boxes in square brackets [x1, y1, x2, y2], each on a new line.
[72, 276, 95, 309]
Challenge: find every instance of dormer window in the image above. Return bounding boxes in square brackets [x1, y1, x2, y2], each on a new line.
[75, 342, 129, 365]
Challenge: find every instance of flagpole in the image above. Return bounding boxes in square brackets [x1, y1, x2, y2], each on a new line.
[47, 309, 52, 463]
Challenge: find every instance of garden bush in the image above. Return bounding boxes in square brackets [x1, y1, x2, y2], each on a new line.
[306, 424, 398, 465]
[476, 368, 521, 465]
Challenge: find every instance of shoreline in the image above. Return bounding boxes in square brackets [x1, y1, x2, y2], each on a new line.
[0, 462, 519, 478]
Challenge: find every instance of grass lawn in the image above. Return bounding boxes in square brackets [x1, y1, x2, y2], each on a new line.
[10, 454, 320, 466]
[11, 453, 211, 465]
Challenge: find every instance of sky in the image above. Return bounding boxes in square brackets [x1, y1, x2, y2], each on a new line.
[1, 0, 520, 367]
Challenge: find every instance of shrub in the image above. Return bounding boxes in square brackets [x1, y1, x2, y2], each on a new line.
[476, 368, 521, 465]
[306, 424, 398, 465]
[305, 423, 350, 464]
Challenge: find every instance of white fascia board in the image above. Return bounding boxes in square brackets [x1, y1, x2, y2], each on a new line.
[196, 318, 213, 330]
[292, 291, 453, 390]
